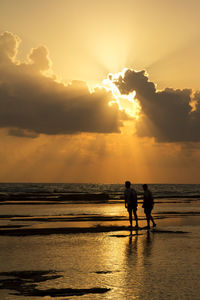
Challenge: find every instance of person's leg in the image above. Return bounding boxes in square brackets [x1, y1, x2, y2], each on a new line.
[133, 209, 138, 227]
[146, 213, 150, 229]
[144, 208, 150, 228]
[150, 214, 156, 227]
[128, 207, 132, 227]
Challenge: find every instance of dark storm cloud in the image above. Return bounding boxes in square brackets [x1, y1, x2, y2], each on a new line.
[0, 31, 126, 138]
[113, 69, 200, 142]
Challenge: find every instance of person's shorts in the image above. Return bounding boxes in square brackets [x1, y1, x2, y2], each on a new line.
[128, 205, 137, 212]
[144, 207, 153, 215]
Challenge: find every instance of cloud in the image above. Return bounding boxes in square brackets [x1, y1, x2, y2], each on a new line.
[113, 69, 200, 142]
[8, 128, 39, 138]
[0, 31, 126, 138]
[1, 31, 199, 143]
[0, 31, 20, 63]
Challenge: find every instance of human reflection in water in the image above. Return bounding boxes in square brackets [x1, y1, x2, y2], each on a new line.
[126, 231, 139, 257]
[126, 230, 154, 260]
[142, 230, 154, 259]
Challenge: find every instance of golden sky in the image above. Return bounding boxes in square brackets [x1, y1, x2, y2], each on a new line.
[0, 0, 200, 183]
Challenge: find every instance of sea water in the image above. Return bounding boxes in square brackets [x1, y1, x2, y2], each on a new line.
[0, 183, 200, 299]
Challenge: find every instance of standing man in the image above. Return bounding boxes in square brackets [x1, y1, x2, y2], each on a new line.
[124, 181, 138, 228]
[142, 184, 156, 229]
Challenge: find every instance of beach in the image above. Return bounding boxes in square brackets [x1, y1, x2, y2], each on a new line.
[0, 183, 200, 299]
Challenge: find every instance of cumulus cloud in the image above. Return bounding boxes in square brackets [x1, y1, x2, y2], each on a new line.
[1, 31, 199, 143]
[0, 31, 20, 63]
[113, 69, 200, 142]
[0, 31, 126, 138]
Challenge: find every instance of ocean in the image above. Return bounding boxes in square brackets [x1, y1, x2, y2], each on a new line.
[0, 183, 200, 299]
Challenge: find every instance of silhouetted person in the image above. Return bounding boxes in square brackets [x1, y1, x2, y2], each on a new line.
[142, 184, 156, 229]
[124, 181, 138, 228]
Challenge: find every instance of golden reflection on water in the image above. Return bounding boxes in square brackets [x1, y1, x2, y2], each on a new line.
[116, 230, 155, 299]
[98, 229, 156, 299]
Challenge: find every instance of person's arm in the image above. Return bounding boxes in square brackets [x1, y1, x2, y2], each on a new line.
[149, 190, 154, 206]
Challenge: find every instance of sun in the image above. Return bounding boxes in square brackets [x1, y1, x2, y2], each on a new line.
[101, 69, 141, 119]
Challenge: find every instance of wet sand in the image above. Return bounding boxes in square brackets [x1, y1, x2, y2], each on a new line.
[0, 199, 200, 299]
[0, 204, 199, 236]
[0, 218, 192, 236]
[0, 270, 110, 297]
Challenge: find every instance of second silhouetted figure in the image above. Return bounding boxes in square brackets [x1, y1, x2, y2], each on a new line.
[142, 184, 156, 229]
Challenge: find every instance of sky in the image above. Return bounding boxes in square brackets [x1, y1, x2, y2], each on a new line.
[0, 0, 200, 183]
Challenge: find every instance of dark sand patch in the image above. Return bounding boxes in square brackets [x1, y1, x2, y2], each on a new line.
[23, 287, 110, 297]
[10, 215, 126, 222]
[0, 225, 188, 236]
[0, 270, 61, 296]
[94, 270, 120, 274]
[0, 270, 110, 297]
[0, 215, 31, 218]
[156, 211, 200, 215]
[0, 225, 24, 229]
[0, 225, 135, 236]
[151, 229, 189, 234]
[109, 234, 131, 238]
[109, 233, 143, 238]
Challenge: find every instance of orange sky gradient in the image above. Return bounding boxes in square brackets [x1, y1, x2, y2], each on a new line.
[0, 0, 200, 183]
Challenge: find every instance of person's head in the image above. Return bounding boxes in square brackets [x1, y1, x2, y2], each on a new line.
[125, 181, 131, 188]
[143, 184, 148, 191]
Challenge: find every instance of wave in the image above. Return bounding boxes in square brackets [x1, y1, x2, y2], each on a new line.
[0, 183, 200, 203]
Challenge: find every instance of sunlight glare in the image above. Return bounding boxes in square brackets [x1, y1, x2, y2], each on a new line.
[102, 69, 141, 119]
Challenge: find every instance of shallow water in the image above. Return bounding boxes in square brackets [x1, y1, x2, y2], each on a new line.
[0, 226, 200, 299]
[0, 185, 200, 299]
